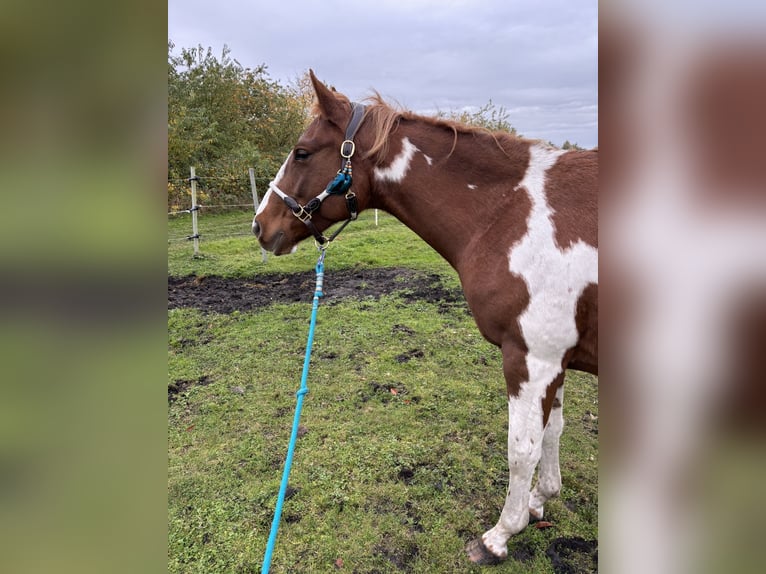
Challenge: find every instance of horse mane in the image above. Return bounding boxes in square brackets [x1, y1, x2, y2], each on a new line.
[311, 89, 534, 165]
[359, 93, 528, 164]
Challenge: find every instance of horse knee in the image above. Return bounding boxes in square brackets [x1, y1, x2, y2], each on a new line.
[508, 433, 544, 473]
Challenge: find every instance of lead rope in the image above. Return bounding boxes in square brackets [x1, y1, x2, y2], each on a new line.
[261, 246, 327, 574]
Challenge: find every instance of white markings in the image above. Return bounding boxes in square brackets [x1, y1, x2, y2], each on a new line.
[255, 188, 273, 217]
[373, 137, 419, 183]
[424, 154, 433, 166]
[467, 184, 477, 190]
[482, 364, 546, 557]
[509, 144, 598, 367]
[255, 153, 291, 216]
[482, 144, 599, 559]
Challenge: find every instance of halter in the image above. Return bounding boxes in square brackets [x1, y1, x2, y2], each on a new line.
[268, 102, 366, 246]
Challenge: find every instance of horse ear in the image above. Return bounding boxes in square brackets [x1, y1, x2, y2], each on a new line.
[309, 69, 348, 128]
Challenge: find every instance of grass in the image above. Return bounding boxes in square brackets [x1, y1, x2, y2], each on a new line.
[168, 210, 598, 573]
[168, 209, 457, 279]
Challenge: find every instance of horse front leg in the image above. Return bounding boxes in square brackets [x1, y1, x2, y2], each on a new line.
[466, 348, 562, 564]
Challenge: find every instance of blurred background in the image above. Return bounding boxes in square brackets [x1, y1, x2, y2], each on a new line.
[601, 1, 766, 573]
[0, 1, 166, 573]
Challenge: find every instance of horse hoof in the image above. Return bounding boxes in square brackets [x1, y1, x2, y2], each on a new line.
[466, 538, 505, 565]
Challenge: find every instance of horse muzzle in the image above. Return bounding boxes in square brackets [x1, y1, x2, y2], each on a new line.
[252, 217, 296, 255]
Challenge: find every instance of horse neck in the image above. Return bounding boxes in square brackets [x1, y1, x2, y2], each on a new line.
[366, 120, 531, 270]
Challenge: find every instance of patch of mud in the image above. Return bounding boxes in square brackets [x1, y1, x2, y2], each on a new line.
[168, 374, 211, 403]
[168, 268, 465, 314]
[545, 537, 598, 574]
[395, 349, 425, 363]
[391, 324, 416, 336]
[509, 540, 536, 563]
[374, 540, 419, 572]
[397, 466, 416, 484]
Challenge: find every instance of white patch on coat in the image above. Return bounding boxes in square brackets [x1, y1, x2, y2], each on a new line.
[373, 137, 419, 183]
[255, 153, 290, 217]
[424, 154, 433, 166]
[482, 143, 598, 559]
[467, 184, 477, 190]
[509, 144, 598, 365]
[254, 189, 273, 218]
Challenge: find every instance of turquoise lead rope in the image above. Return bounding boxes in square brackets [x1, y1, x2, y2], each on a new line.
[261, 248, 326, 574]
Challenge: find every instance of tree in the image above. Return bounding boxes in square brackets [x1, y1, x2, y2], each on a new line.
[439, 100, 518, 134]
[287, 70, 318, 119]
[167, 42, 310, 210]
[561, 140, 584, 150]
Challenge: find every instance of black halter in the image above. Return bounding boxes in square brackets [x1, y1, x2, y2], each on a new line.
[269, 102, 366, 246]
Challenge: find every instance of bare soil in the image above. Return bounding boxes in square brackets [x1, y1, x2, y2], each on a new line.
[167, 267, 465, 314]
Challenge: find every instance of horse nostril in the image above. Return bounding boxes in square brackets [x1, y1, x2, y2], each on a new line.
[252, 219, 261, 237]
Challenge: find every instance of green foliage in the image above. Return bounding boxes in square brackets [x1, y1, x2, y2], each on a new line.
[168, 41, 309, 210]
[545, 139, 585, 150]
[440, 99, 518, 135]
[561, 140, 584, 151]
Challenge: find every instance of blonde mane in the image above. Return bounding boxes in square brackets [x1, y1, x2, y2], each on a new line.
[359, 93, 525, 164]
[311, 90, 527, 164]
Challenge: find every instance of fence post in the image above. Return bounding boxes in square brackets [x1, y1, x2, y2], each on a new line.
[375, 209, 379, 226]
[190, 166, 200, 257]
[249, 168, 268, 263]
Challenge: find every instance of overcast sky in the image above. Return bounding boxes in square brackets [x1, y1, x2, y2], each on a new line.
[168, 0, 597, 148]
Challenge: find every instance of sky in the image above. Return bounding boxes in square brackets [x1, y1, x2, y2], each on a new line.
[168, 0, 597, 148]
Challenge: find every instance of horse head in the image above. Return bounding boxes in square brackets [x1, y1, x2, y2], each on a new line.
[252, 71, 373, 254]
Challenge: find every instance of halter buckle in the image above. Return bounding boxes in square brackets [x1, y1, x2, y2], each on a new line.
[293, 206, 312, 222]
[340, 139, 356, 158]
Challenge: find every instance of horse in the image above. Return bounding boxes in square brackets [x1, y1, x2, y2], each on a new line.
[252, 70, 598, 565]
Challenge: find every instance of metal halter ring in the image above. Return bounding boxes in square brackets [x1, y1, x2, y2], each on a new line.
[340, 139, 356, 158]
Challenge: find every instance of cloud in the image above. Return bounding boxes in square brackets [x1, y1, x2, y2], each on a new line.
[168, 0, 597, 147]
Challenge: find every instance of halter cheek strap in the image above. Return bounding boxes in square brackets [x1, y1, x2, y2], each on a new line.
[269, 102, 366, 246]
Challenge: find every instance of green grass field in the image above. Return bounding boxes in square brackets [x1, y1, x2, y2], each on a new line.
[168, 210, 459, 278]
[168, 210, 598, 573]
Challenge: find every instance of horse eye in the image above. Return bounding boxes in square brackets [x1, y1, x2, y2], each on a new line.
[293, 149, 311, 161]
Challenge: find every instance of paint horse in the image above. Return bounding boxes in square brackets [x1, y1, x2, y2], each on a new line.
[252, 71, 598, 565]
